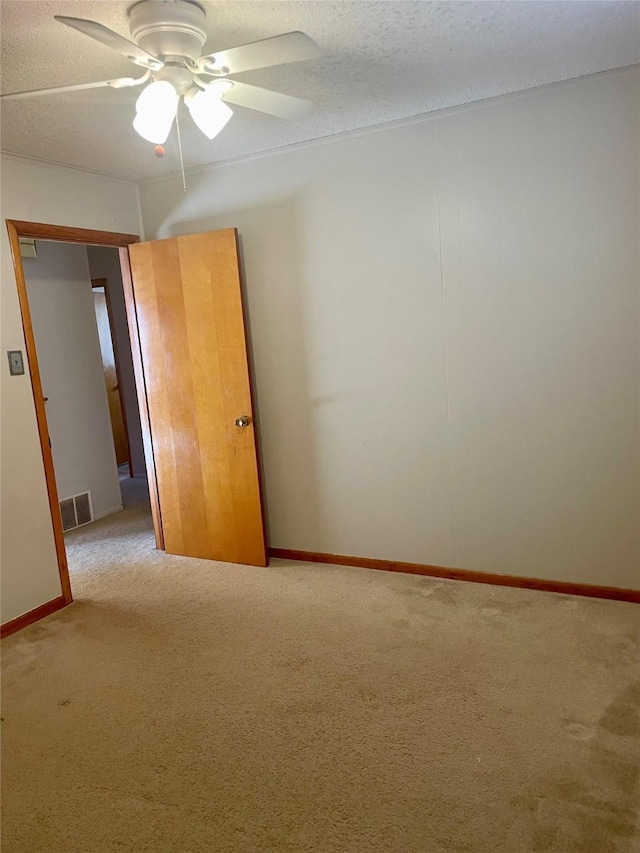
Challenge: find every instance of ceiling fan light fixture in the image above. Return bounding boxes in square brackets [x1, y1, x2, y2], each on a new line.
[186, 89, 233, 140]
[6, 6, 322, 151]
[133, 80, 179, 144]
[133, 111, 175, 144]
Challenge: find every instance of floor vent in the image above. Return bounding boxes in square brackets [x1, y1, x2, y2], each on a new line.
[60, 491, 94, 532]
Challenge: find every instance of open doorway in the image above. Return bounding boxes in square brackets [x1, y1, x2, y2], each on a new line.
[8, 220, 267, 620]
[87, 245, 148, 483]
[19, 237, 154, 587]
[92, 279, 133, 475]
[7, 220, 164, 608]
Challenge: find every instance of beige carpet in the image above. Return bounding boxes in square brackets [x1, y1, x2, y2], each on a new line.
[2, 478, 639, 852]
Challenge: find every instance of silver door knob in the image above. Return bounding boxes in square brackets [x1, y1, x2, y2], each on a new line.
[235, 416, 251, 428]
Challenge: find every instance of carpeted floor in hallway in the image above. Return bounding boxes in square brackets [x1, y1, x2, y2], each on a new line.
[2, 477, 639, 852]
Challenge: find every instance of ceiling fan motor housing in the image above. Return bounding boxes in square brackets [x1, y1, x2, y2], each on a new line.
[129, 0, 207, 62]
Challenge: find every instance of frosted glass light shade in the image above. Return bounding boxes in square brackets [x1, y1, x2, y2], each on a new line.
[186, 89, 233, 140]
[133, 81, 179, 144]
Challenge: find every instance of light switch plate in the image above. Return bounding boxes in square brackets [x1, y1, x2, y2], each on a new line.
[7, 350, 25, 375]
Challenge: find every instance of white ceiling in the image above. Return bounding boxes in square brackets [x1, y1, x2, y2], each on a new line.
[1, 1, 639, 182]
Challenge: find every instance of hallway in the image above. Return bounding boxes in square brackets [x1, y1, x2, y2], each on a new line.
[65, 474, 154, 590]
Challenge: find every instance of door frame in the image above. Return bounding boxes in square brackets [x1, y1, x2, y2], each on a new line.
[6, 220, 164, 607]
[91, 276, 133, 477]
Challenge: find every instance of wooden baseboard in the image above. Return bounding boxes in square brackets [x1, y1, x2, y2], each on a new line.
[269, 549, 640, 603]
[0, 596, 68, 639]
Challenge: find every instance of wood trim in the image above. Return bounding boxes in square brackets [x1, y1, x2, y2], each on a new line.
[7, 221, 140, 247]
[269, 548, 640, 603]
[118, 247, 164, 550]
[5, 220, 148, 615]
[0, 596, 68, 639]
[6, 221, 73, 606]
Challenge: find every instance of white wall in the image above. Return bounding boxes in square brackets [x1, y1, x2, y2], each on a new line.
[86, 246, 146, 478]
[0, 155, 141, 623]
[24, 241, 122, 520]
[140, 68, 640, 590]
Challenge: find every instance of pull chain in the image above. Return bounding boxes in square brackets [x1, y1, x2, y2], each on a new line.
[175, 108, 187, 193]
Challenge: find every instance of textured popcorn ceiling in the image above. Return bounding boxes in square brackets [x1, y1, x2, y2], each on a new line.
[1, 1, 639, 181]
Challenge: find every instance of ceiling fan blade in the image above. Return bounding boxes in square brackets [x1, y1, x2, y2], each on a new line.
[1, 73, 151, 101]
[197, 31, 320, 76]
[54, 16, 163, 70]
[215, 80, 312, 120]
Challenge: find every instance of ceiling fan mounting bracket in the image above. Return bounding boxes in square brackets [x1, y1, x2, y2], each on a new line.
[128, 0, 207, 62]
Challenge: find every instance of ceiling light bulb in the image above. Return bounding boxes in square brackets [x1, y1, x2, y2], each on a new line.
[186, 89, 233, 140]
[135, 80, 178, 114]
[133, 80, 179, 145]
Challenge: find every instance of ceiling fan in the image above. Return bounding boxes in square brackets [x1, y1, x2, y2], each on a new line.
[1, 0, 321, 144]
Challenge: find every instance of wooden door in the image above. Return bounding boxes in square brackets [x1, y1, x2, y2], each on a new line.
[93, 286, 130, 467]
[127, 229, 267, 566]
